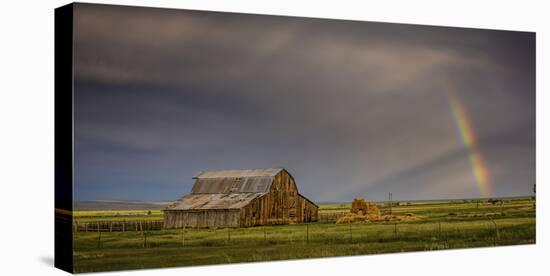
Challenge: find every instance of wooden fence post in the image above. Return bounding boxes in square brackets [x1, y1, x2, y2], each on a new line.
[97, 231, 102, 248]
[438, 220, 442, 239]
[488, 216, 500, 245]
[139, 221, 146, 248]
[227, 227, 231, 244]
[394, 223, 397, 238]
[306, 224, 309, 243]
[349, 222, 353, 242]
[181, 227, 185, 247]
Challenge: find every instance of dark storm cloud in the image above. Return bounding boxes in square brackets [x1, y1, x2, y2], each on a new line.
[73, 3, 535, 201]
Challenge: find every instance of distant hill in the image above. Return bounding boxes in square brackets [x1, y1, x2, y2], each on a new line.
[75, 200, 175, 211]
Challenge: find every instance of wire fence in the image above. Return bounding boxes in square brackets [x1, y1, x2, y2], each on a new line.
[73, 216, 534, 250]
[74, 212, 347, 233]
[73, 220, 163, 232]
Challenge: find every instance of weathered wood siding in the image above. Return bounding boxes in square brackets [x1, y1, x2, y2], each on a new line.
[163, 209, 239, 228]
[298, 194, 319, 222]
[239, 170, 318, 227]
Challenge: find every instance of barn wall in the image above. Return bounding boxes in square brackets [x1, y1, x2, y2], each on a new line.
[239, 170, 318, 227]
[298, 195, 319, 222]
[163, 209, 239, 228]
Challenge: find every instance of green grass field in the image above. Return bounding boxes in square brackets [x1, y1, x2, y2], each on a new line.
[73, 198, 535, 273]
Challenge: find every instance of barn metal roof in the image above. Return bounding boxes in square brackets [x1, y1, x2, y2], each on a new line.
[166, 193, 265, 210]
[165, 168, 303, 211]
[191, 177, 272, 194]
[194, 168, 283, 179]
[190, 168, 283, 194]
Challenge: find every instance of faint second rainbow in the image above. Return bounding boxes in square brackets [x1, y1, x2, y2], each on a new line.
[448, 94, 492, 197]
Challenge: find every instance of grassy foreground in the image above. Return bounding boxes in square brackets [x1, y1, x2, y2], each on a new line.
[73, 198, 535, 273]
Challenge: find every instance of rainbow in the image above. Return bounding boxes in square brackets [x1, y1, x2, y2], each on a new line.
[448, 94, 492, 197]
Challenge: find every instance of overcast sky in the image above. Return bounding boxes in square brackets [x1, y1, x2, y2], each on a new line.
[73, 3, 535, 202]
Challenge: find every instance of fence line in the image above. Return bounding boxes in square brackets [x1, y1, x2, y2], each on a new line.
[73, 220, 163, 232]
[74, 217, 513, 250]
[75, 211, 350, 232]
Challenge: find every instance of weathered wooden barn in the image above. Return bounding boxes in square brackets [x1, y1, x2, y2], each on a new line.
[163, 168, 318, 228]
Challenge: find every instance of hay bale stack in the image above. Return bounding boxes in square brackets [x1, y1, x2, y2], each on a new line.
[351, 198, 368, 213]
[350, 198, 381, 218]
[336, 198, 382, 223]
[365, 201, 381, 220]
[336, 213, 355, 224]
[336, 198, 422, 224]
